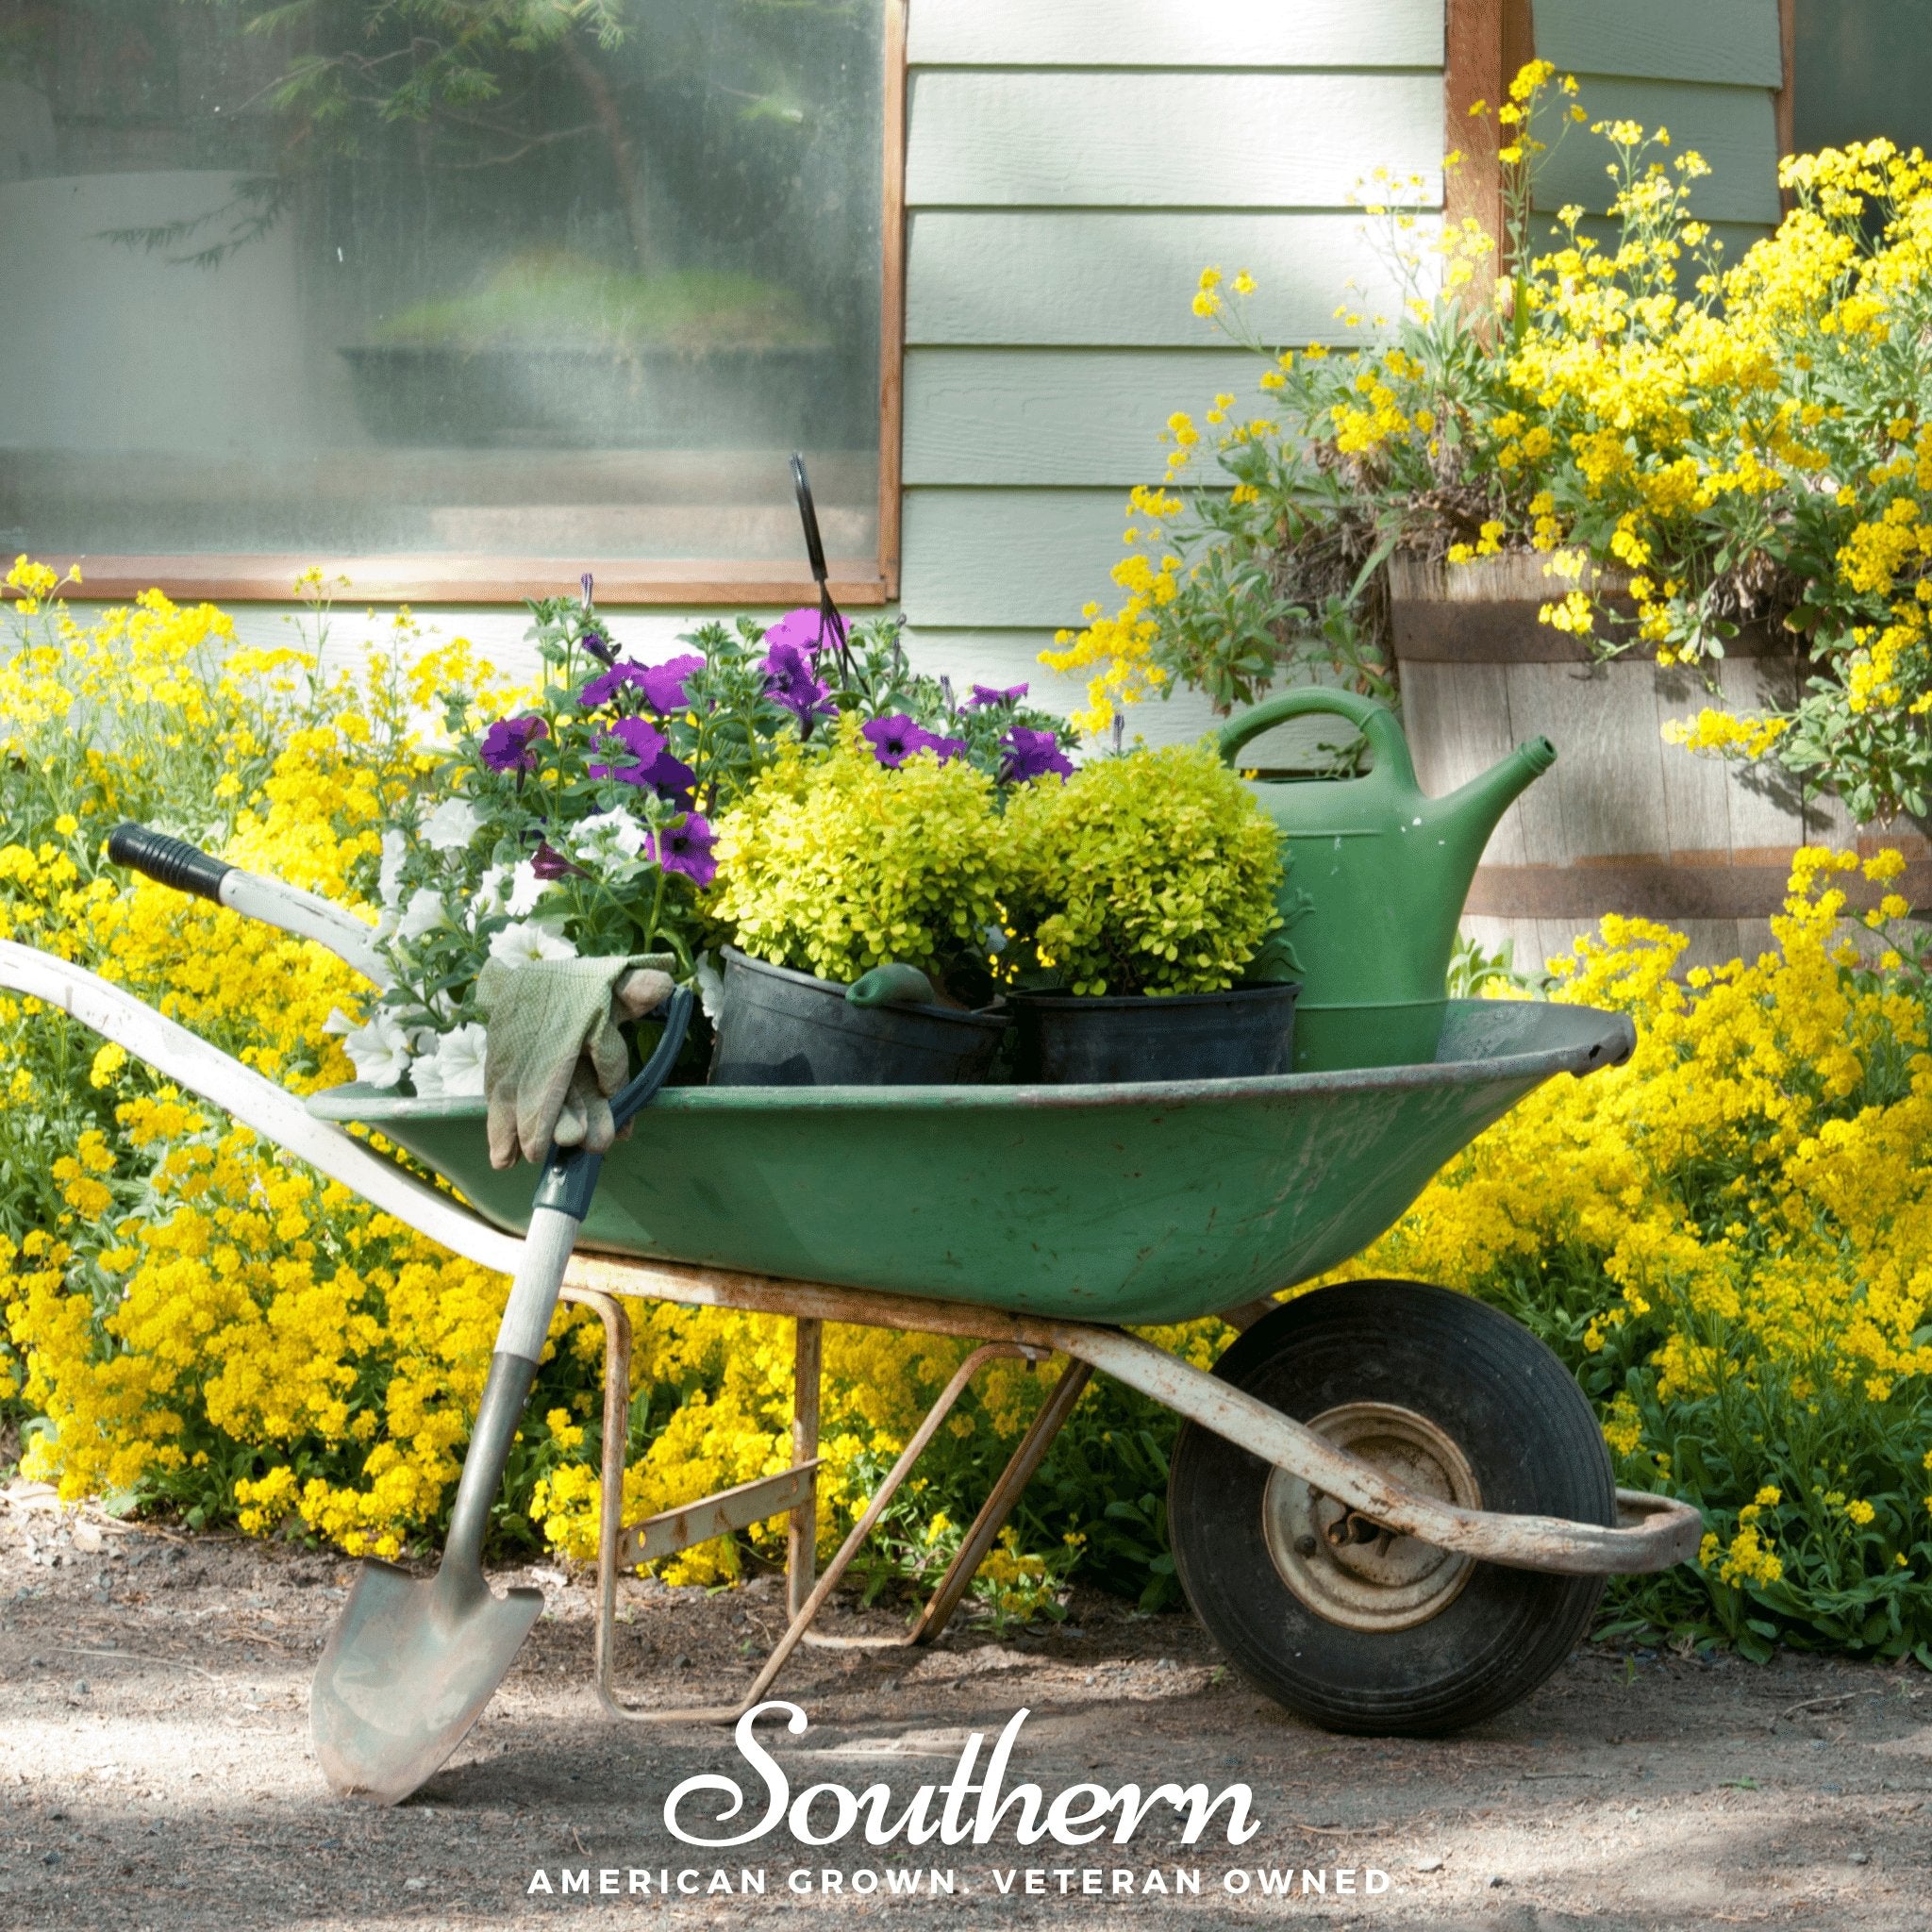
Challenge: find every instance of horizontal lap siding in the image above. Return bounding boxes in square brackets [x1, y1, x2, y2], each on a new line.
[1532, 0, 1784, 88]
[899, 0, 1447, 714]
[904, 349, 1269, 485]
[1532, 1, 1784, 230]
[907, 0, 1443, 68]
[907, 73, 1442, 208]
[905, 212, 1425, 347]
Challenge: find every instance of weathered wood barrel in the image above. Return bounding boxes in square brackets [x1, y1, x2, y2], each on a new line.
[1388, 554, 1932, 972]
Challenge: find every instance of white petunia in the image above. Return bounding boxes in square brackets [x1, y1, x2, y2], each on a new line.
[569, 808, 647, 864]
[488, 919, 577, 968]
[396, 887, 446, 941]
[343, 1009, 414, 1089]
[377, 828, 408, 908]
[421, 796, 484, 852]
[323, 1007, 358, 1037]
[413, 1023, 489, 1099]
[470, 864, 511, 930]
[506, 859, 549, 918]
[694, 951, 726, 1024]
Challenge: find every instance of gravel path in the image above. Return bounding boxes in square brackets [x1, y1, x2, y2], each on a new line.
[2, 1481, 1928, 1930]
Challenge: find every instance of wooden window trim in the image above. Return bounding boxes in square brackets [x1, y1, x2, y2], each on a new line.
[1774, 0, 1797, 208]
[1442, 0, 1535, 308]
[71, 0, 908, 610]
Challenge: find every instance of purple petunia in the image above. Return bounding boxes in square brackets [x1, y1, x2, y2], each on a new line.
[862, 713, 964, 769]
[648, 813, 718, 888]
[642, 748, 698, 806]
[581, 653, 705, 714]
[480, 714, 548, 774]
[581, 659, 651, 709]
[764, 605, 842, 658]
[641, 653, 705, 713]
[968, 682, 1030, 708]
[1001, 724, 1074, 784]
[588, 715, 697, 800]
[530, 841, 587, 881]
[762, 640, 834, 724]
[579, 627, 617, 667]
[588, 714, 667, 784]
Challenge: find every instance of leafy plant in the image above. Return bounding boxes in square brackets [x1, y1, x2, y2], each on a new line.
[1002, 742, 1283, 996]
[1052, 59, 1932, 824]
[709, 724, 1014, 998]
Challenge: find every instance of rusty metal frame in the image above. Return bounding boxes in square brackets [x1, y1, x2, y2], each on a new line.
[563, 1277, 1100, 1721]
[559, 1250, 1701, 1727]
[564, 1250, 1704, 1584]
[591, 1340, 1062, 1724]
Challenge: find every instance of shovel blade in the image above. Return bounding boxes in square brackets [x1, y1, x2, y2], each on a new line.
[309, 1559, 543, 1805]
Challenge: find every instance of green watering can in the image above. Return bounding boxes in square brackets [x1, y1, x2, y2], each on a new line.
[1219, 688, 1556, 1073]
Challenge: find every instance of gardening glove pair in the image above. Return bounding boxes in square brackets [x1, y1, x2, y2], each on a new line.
[475, 954, 676, 1170]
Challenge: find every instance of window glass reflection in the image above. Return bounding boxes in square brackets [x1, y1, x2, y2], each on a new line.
[0, 0, 884, 568]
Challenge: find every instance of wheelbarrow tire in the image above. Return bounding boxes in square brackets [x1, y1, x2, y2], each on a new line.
[1168, 1278, 1614, 1736]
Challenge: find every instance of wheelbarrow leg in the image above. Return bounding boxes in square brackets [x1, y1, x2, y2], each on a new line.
[558, 1283, 634, 1722]
[804, 1355, 1093, 1653]
[599, 1341, 1035, 1724]
[787, 1316, 823, 1621]
[908, 1357, 1091, 1646]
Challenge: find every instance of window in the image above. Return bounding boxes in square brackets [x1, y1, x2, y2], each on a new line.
[1790, 0, 1932, 159]
[0, 0, 901, 601]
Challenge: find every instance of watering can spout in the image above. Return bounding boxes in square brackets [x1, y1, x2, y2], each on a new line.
[1430, 734, 1557, 876]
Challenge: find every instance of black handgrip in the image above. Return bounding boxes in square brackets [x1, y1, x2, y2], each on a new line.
[791, 451, 830, 587]
[107, 823, 233, 902]
[611, 985, 696, 1131]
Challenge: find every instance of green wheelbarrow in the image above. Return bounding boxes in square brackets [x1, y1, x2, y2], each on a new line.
[0, 837, 1702, 1802]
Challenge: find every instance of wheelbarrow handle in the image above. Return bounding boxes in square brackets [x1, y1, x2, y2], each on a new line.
[107, 822, 390, 990]
[107, 823, 232, 901]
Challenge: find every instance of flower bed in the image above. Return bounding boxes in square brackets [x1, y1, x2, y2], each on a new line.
[1, 566, 1928, 1657]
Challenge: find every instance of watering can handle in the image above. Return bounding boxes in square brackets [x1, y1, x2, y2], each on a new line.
[1217, 688, 1418, 789]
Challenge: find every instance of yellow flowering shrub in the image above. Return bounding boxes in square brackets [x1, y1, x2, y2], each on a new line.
[0, 573, 1153, 1607]
[709, 724, 1010, 995]
[1052, 66, 1932, 824]
[1001, 743, 1283, 995]
[1324, 847, 1932, 1663]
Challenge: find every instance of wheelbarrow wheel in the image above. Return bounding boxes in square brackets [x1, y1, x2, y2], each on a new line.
[1168, 1278, 1614, 1736]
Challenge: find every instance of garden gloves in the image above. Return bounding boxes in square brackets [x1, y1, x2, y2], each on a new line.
[475, 954, 676, 1170]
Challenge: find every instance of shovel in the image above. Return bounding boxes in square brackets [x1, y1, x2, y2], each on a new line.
[310, 988, 694, 1804]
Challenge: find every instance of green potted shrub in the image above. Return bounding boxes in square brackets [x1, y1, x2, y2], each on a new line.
[1001, 741, 1293, 1083]
[708, 721, 1014, 1085]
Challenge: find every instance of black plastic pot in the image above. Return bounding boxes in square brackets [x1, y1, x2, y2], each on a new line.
[709, 948, 1008, 1087]
[1010, 982, 1301, 1085]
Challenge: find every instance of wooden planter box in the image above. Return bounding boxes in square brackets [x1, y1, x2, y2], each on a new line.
[1388, 554, 1930, 971]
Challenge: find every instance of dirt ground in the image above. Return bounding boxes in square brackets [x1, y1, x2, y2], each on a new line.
[2, 1479, 1928, 1932]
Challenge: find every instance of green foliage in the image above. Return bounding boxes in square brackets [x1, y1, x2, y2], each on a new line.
[376, 258, 824, 352]
[1003, 743, 1283, 996]
[711, 725, 1011, 994]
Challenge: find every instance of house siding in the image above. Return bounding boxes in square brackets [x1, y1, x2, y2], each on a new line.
[1532, 0, 1784, 265]
[895, 0, 1447, 741]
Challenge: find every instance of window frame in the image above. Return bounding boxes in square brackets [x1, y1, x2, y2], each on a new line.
[62, 0, 908, 608]
[1442, 0, 1536, 308]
